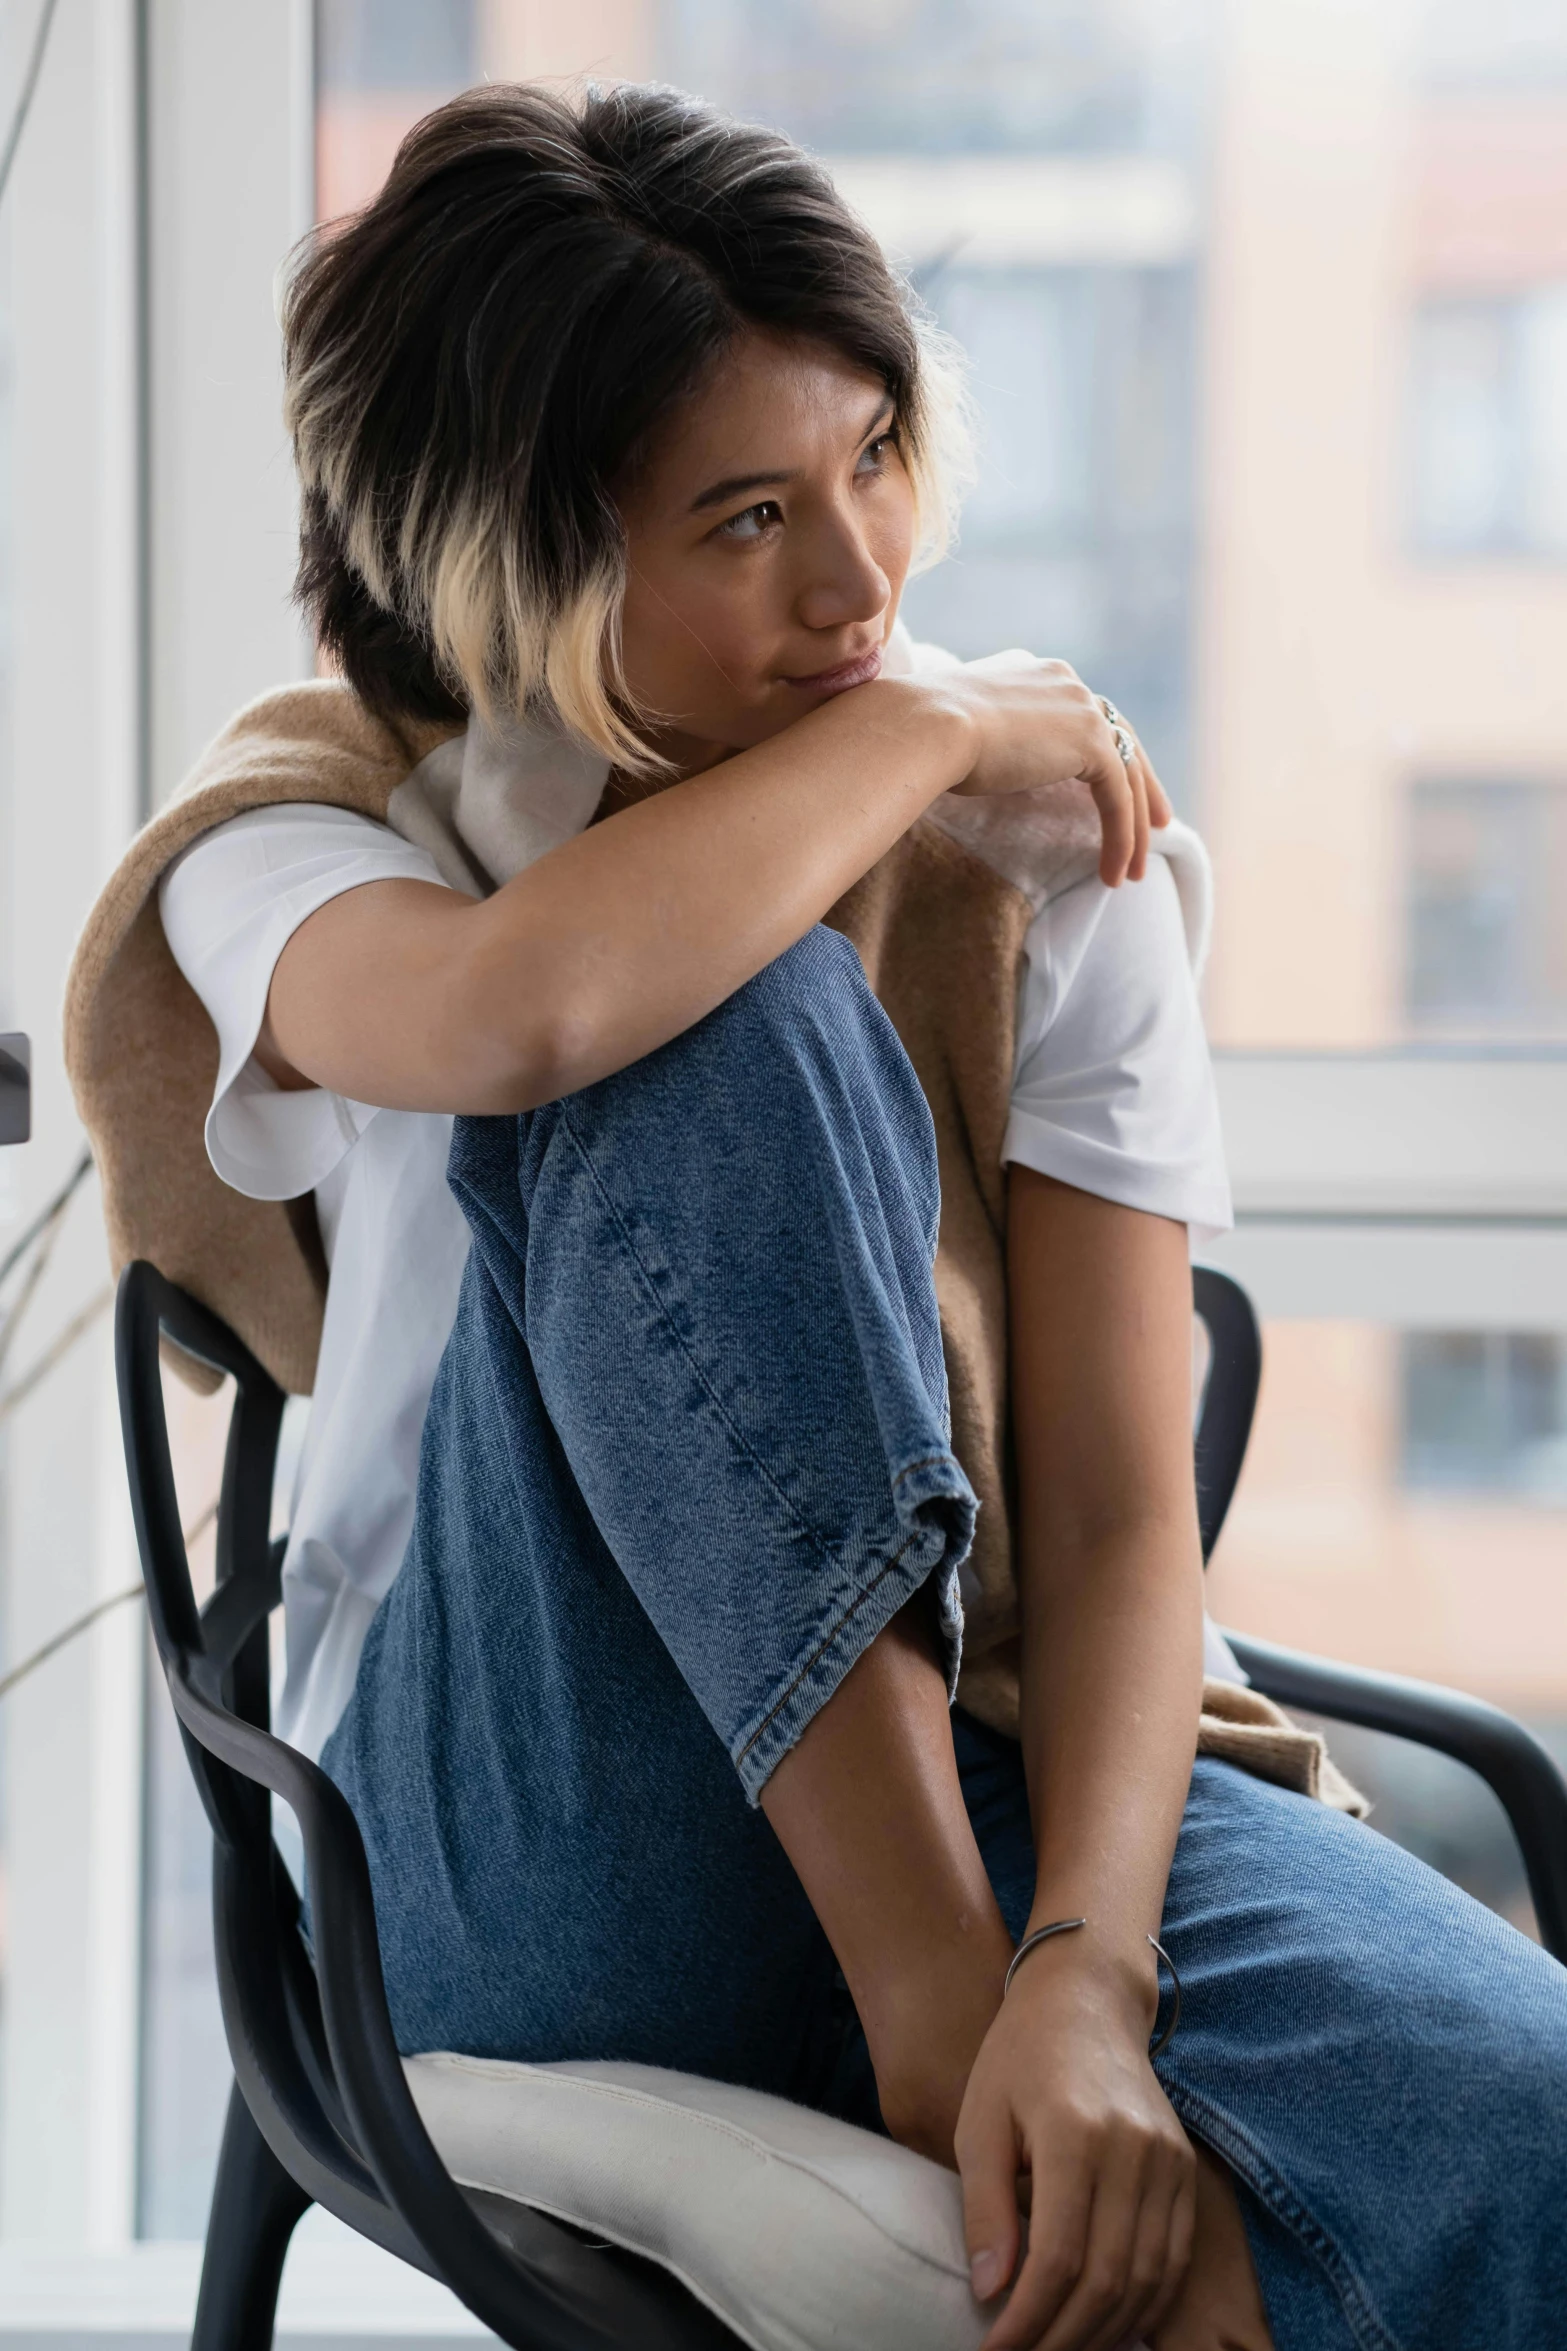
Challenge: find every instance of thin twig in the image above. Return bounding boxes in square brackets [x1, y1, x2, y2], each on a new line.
[182, 1495, 218, 1550]
[0, 0, 63, 212]
[0, 1582, 143, 1702]
[0, 1284, 113, 1422]
[0, 1145, 91, 1292]
[0, 1189, 68, 1382]
[0, 1496, 221, 1704]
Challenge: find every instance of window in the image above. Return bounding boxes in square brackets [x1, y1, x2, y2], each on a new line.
[1409, 288, 1567, 559]
[656, 0, 1185, 158]
[316, 0, 477, 222]
[1402, 1331, 1567, 1497]
[4, 0, 1564, 2273]
[1406, 780, 1567, 1038]
[1205, 1317, 1567, 1931]
[1417, 0, 1567, 86]
[903, 263, 1196, 794]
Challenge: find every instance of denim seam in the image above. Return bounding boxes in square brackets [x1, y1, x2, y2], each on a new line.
[555, 1105, 837, 1568]
[894, 1453, 953, 1485]
[735, 1535, 917, 1774]
[1158, 2076, 1406, 2351]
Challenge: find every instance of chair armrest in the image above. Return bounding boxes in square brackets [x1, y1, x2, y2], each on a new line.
[1219, 1629, 1567, 1967]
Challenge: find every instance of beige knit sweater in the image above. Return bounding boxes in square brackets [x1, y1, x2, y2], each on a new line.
[65, 680, 1365, 1813]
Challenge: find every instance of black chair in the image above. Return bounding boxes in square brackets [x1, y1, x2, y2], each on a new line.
[117, 1257, 1567, 2351]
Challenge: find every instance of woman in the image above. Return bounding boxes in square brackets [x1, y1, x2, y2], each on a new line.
[81, 82, 1564, 2351]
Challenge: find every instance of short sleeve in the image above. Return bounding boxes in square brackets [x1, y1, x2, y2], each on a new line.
[1004, 855, 1232, 1245]
[159, 803, 453, 1203]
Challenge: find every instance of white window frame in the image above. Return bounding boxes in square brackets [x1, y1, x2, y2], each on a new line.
[1203, 1053, 1567, 1328]
[0, 0, 310, 2254]
[2, 0, 1562, 2274]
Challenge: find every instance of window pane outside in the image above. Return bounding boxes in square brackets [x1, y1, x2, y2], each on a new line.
[1410, 289, 1567, 559]
[1406, 780, 1567, 1037]
[1205, 1318, 1567, 1934]
[128, 0, 1567, 2239]
[303, 0, 1567, 1971]
[316, 1, 1567, 1043]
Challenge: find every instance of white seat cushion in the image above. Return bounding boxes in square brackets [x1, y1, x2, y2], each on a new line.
[404, 2051, 987, 2351]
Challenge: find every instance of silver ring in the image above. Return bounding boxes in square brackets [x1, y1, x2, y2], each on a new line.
[1097, 695, 1136, 765]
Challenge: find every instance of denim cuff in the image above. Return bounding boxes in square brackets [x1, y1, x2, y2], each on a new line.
[729, 1449, 972, 1805]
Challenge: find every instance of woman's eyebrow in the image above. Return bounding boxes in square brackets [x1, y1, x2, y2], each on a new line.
[687, 398, 897, 515]
[689, 466, 796, 515]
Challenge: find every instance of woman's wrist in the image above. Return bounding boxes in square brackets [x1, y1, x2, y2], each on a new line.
[851, 673, 979, 805]
[1012, 1913, 1162, 2034]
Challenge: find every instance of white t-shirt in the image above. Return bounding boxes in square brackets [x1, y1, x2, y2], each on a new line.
[161, 801, 1234, 1762]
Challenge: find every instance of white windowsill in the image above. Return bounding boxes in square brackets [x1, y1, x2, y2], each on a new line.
[1213, 1054, 1567, 1221]
[0, 2216, 495, 2345]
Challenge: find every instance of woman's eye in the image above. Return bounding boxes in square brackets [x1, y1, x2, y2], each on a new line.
[856, 432, 898, 475]
[714, 500, 783, 541]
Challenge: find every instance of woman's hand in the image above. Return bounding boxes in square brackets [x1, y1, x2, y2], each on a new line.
[957, 1936, 1196, 2351]
[939, 652, 1172, 887]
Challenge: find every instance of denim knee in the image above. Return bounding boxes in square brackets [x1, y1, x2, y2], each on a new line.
[443, 923, 974, 1805]
[574, 924, 942, 1262]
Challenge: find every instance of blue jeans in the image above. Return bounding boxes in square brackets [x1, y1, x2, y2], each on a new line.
[325, 927, 1567, 2350]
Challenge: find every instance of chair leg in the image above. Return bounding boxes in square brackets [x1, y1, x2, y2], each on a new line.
[192, 2081, 312, 2351]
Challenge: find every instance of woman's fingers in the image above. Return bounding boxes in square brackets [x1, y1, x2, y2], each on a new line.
[1137, 2147, 1198, 2342]
[1086, 714, 1169, 889]
[1078, 2138, 1188, 2351]
[961, 2106, 1025, 2316]
[1143, 749, 1173, 831]
[1126, 749, 1151, 884]
[975, 2124, 1191, 2351]
[1083, 739, 1137, 888]
[1030, 2151, 1165, 2351]
[977, 2150, 1093, 2351]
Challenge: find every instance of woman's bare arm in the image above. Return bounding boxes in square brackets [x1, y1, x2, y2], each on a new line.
[954, 1168, 1205, 2350]
[760, 1170, 1269, 2350]
[1008, 1168, 1203, 2005]
[262, 661, 1164, 1115]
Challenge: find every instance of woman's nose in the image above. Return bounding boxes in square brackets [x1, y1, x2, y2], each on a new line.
[794, 513, 891, 634]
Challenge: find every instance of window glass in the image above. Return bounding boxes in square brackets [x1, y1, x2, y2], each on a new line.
[1401, 1332, 1567, 1498]
[138, 1627, 232, 2235]
[1406, 780, 1567, 1038]
[136, 1380, 239, 2237]
[1416, 0, 1567, 85]
[907, 262, 1195, 795]
[1204, 1319, 1567, 1935]
[0, 235, 13, 1234]
[1410, 290, 1567, 558]
[656, 0, 1189, 156]
[125, 0, 1567, 2240]
[312, 1, 1567, 1047]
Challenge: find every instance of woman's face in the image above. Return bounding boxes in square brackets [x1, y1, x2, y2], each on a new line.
[614, 330, 917, 778]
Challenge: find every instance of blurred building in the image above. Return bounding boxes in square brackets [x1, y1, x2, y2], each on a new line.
[319, 0, 1567, 1721]
[1, 0, 1561, 2254]
[1194, 1, 1567, 1766]
[131, 0, 1567, 2235]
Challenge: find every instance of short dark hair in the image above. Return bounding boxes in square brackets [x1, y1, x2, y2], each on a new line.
[282, 80, 963, 760]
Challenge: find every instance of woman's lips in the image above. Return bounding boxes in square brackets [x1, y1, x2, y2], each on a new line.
[782, 645, 884, 696]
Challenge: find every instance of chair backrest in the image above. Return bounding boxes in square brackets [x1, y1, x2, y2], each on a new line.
[116, 1261, 621, 2349]
[1191, 1266, 1262, 1565]
[118, 1258, 1264, 2343]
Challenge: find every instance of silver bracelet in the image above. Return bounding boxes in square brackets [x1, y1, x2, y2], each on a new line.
[1003, 1920, 1183, 2059]
[1002, 1915, 1087, 1996]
